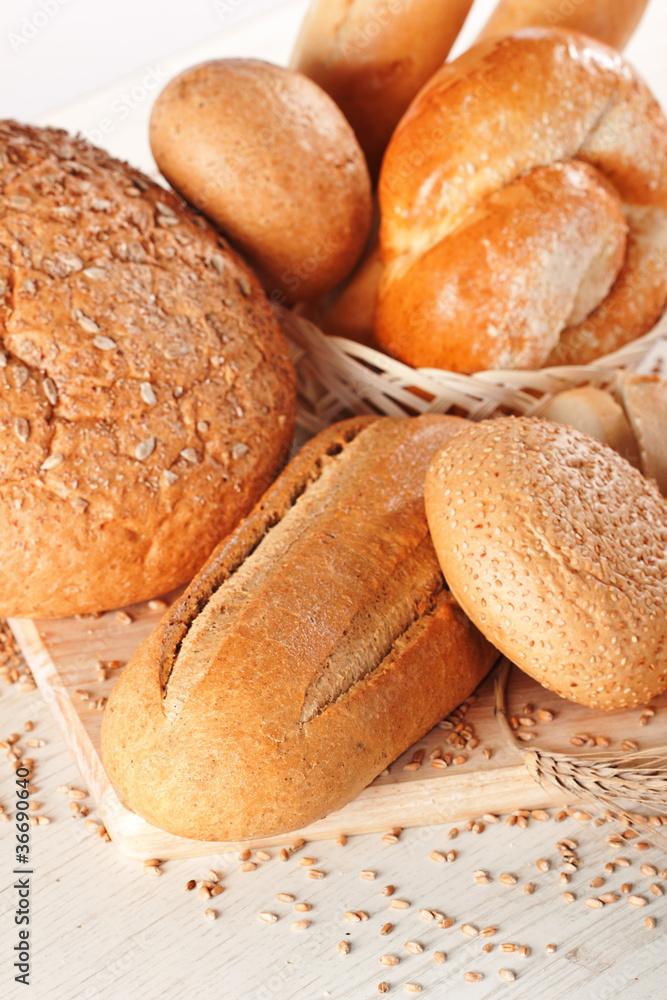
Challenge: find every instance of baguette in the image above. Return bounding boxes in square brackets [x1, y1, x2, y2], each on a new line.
[101, 415, 497, 842]
[290, 0, 474, 179]
[476, 0, 650, 50]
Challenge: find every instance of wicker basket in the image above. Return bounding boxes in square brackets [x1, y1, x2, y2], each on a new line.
[276, 305, 667, 436]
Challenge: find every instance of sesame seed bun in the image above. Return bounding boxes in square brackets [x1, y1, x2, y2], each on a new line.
[540, 386, 640, 470]
[424, 417, 667, 710]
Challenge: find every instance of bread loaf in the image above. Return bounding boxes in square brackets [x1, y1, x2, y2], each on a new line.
[477, 0, 649, 51]
[290, 0, 474, 179]
[377, 29, 667, 372]
[425, 416, 667, 710]
[101, 415, 497, 841]
[0, 122, 296, 617]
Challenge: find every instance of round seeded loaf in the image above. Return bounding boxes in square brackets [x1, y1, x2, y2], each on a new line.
[0, 122, 296, 617]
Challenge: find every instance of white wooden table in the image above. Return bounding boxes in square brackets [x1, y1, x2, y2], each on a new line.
[1, 2, 667, 998]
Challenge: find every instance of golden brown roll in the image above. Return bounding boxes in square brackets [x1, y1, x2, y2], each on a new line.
[305, 242, 384, 346]
[377, 30, 667, 373]
[150, 59, 372, 303]
[0, 122, 295, 618]
[101, 415, 497, 841]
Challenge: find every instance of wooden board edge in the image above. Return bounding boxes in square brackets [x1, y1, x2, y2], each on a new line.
[9, 618, 570, 863]
[97, 764, 569, 862]
[8, 617, 111, 805]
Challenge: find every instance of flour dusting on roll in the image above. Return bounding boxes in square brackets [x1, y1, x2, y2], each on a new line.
[377, 30, 667, 372]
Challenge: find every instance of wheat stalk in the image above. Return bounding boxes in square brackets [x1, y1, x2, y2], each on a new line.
[494, 660, 667, 850]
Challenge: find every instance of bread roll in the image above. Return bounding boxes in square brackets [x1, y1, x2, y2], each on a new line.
[150, 59, 372, 303]
[0, 122, 295, 618]
[290, 0, 474, 179]
[377, 30, 667, 372]
[306, 242, 384, 346]
[615, 372, 667, 495]
[425, 417, 667, 710]
[101, 415, 497, 841]
[477, 0, 649, 51]
[541, 386, 640, 468]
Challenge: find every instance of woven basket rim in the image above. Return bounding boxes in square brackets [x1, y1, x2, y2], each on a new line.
[278, 305, 667, 434]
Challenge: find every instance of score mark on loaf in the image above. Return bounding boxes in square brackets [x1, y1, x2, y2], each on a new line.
[101, 416, 497, 842]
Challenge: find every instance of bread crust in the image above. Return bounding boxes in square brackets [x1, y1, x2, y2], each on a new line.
[0, 122, 296, 617]
[615, 373, 667, 495]
[477, 0, 649, 51]
[425, 416, 667, 710]
[101, 415, 497, 841]
[290, 0, 474, 179]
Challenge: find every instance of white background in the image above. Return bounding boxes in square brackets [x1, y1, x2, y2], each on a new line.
[1, 0, 667, 123]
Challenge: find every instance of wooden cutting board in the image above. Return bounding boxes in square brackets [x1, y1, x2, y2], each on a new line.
[9, 600, 666, 862]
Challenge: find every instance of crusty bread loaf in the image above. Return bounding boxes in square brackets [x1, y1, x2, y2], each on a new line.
[150, 59, 372, 303]
[477, 0, 649, 50]
[290, 0, 474, 179]
[0, 122, 296, 618]
[425, 416, 667, 710]
[377, 29, 667, 372]
[101, 415, 497, 842]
